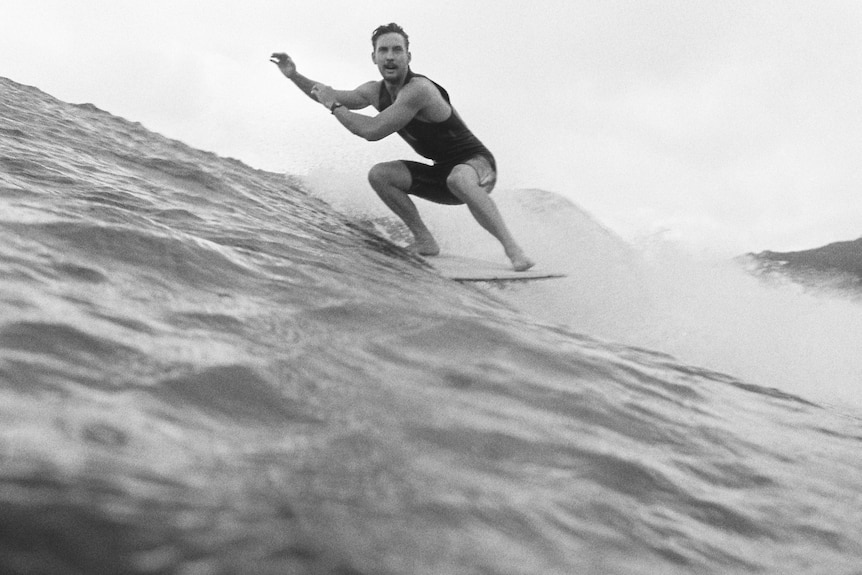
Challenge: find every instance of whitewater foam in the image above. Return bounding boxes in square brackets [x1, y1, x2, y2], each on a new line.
[319, 172, 862, 412]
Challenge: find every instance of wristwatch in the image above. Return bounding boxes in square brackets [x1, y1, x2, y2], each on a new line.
[329, 102, 344, 114]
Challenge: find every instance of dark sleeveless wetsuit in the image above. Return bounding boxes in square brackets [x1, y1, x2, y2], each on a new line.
[378, 70, 496, 205]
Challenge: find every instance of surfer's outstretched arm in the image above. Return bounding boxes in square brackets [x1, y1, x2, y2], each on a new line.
[270, 53, 372, 110]
[270, 53, 323, 102]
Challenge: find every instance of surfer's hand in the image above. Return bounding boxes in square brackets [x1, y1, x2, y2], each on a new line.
[310, 84, 336, 109]
[270, 53, 296, 78]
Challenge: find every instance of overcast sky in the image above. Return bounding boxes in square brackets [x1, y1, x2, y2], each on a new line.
[4, 1, 861, 254]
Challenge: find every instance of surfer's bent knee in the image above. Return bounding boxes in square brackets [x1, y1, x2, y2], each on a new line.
[368, 162, 393, 187]
[446, 155, 497, 196]
[367, 162, 386, 186]
[368, 161, 411, 192]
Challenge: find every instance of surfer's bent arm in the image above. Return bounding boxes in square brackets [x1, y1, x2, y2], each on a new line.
[325, 83, 423, 141]
[331, 82, 377, 110]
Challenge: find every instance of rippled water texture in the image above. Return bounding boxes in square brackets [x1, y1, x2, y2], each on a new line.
[2, 77, 862, 574]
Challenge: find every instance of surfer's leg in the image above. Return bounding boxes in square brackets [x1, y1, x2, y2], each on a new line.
[368, 161, 440, 256]
[447, 164, 535, 271]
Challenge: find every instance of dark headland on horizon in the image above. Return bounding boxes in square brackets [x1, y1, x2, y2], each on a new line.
[745, 236, 862, 289]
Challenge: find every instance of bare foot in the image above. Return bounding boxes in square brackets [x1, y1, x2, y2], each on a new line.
[507, 249, 535, 272]
[407, 237, 440, 256]
[512, 256, 536, 272]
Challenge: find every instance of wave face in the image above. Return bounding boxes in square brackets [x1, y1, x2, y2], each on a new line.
[2, 76, 862, 574]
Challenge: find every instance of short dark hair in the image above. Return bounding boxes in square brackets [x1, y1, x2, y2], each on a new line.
[371, 23, 409, 51]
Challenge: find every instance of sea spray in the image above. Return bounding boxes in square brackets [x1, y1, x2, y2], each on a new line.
[438, 194, 862, 413]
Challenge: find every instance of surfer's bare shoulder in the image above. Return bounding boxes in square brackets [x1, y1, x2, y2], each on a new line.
[386, 77, 450, 122]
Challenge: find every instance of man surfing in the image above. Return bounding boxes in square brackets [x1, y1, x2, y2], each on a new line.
[271, 22, 534, 272]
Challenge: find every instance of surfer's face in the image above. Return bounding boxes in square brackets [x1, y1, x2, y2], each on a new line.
[372, 33, 411, 82]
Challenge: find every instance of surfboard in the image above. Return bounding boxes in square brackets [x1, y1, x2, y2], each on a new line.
[425, 254, 566, 282]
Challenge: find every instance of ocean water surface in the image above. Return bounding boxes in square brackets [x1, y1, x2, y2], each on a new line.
[2, 77, 862, 574]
